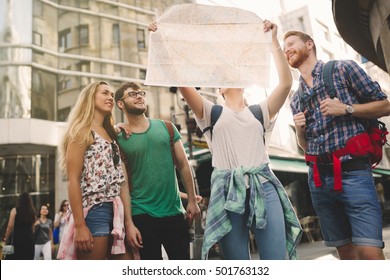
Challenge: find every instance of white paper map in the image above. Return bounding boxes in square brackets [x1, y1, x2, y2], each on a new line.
[144, 4, 271, 88]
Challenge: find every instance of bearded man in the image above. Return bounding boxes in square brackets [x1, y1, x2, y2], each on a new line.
[284, 31, 389, 260]
[114, 82, 200, 260]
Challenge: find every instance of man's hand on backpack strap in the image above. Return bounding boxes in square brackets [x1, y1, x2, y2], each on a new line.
[320, 97, 347, 117]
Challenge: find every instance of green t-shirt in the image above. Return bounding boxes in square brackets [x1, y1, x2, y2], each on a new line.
[118, 119, 185, 217]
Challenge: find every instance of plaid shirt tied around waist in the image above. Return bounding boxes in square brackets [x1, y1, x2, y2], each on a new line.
[201, 164, 302, 260]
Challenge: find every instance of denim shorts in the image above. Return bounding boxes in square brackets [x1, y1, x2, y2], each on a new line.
[85, 202, 113, 237]
[308, 166, 384, 248]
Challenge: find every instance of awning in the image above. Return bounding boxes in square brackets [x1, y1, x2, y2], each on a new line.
[184, 143, 212, 163]
[372, 168, 390, 176]
[269, 157, 308, 174]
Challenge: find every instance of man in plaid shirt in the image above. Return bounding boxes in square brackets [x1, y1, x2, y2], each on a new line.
[284, 30, 390, 260]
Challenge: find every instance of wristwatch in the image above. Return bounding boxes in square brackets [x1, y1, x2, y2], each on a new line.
[345, 104, 354, 115]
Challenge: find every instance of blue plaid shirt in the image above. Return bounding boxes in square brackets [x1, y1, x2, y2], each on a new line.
[290, 60, 387, 156]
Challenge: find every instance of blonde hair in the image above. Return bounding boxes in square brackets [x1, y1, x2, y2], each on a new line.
[59, 81, 116, 173]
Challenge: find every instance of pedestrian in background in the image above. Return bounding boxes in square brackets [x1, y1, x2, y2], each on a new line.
[34, 204, 54, 260]
[53, 199, 69, 243]
[2, 192, 36, 260]
[285, 30, 390, 259]
[114, 81, 200, 260]
[58, 81, 136, 260]
[149, 20, 302, 260]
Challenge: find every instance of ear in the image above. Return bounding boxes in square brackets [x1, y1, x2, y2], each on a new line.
[306, 40, 314, 50]
[116, 100, 124, 111]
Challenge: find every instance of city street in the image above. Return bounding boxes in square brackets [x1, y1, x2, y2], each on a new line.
[271, 225, 390, 260]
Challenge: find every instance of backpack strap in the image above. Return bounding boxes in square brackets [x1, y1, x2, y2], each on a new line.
[201, 104, 223, 140]
[248, 104, 265, 144]
[163, 120, 178, 167]
[201, 104, 266, 142]
[322, 60, 337, 98]
[296, 83, 304, 112]
[296, 60, 336, 111]
[248, 104, 264, 126]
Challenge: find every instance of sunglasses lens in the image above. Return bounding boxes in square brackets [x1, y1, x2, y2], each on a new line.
[111, 143, 120, 165]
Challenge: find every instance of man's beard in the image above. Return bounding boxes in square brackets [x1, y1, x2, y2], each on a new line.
[288, 47, 310, 69]
[124, 103, 146, 115]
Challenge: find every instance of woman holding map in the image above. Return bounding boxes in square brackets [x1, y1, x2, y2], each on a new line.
[149, 18, 302, 260]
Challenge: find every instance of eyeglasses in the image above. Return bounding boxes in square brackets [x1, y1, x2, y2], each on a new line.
[111, 142, 120, 166]
[63, 204, 69, 207]
[121, 91, 146, 100]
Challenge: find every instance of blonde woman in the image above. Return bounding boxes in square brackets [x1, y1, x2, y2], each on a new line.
[58, 81, 135, 260]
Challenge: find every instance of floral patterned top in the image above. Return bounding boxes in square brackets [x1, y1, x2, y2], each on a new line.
[80, 131, 125, 208]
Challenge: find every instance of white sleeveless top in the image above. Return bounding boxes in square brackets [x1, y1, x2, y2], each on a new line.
[195, 98, 276, 170]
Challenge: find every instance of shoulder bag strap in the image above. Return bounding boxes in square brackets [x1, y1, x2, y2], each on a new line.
[163, 121, 178, 167]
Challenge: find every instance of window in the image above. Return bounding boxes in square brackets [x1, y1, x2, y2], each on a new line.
[58, 70, 73, 91]
[59, 28, 72, 51]
[33, 32, 42, 46]
[298, 16, 306, 32]
[140, 69, 146, 80]
[32, 71, 43, 92]
[318, 21, 331, 42]
[33, 0, 43, 17]
[58, 107, 71, 122]
[79, 0, 89, 9]
[113, 24, 120, 46]
[33, 107, 48, 119]
[78, 25, 89, 45]
[77, 61, 91, 85]
[0, 154, 55, 236]
[137, 28, 146, 49]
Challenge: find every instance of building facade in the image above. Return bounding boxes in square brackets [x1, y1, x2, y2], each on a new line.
[0, 0, 195, 235]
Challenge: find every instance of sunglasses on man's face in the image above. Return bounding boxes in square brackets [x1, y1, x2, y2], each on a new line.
[111, 142, 120, 166]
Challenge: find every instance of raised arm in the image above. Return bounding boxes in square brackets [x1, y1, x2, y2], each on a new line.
[265, 20, 293, 120]
[178, 87, 204, 119]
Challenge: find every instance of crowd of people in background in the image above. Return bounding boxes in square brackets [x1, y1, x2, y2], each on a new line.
[2, 193, 71, 260]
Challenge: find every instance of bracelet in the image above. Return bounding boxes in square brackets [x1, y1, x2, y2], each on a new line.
[271, 46, 281, 52]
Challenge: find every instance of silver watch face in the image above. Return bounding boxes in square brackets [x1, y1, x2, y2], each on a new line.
[346, 105, 354, 114]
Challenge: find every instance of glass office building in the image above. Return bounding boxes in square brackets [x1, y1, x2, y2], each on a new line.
[0, 0, 193, 235]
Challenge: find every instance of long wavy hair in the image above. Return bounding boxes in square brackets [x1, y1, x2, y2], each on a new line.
[59, 81, 117, 173]
[15, 192, 36, 225]
[58, 199, 69, 212]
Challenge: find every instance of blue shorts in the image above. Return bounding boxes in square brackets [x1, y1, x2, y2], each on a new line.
[308, 166, 384, 248]
[85, 202, 113, 237]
